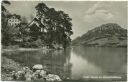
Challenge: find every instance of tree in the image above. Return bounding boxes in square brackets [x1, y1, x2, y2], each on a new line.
[1, 0, 11, 14]
[29, 2, 73, 49]
[1, 0, 11, 46]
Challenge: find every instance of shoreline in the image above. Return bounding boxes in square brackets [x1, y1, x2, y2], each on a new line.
[2, 45, 126, 53]
[1, 48, 45, 53]
[1, 56, 23, 81]
[1, 48, 63, 53]
[1, 56, 63, 81]
[71, 45, 127, 48]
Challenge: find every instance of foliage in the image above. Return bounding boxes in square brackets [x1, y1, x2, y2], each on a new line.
[72, 23, 127, 47]
[2, 2, 73, 49]
[27, 2, 73, 48]
[2, 14, 22, 46]
[1, 0, 11, 45]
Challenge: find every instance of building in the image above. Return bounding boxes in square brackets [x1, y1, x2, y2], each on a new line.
[7, 14, 21, 27]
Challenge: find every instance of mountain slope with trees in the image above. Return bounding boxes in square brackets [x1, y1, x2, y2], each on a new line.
[72, 23, 127, 47]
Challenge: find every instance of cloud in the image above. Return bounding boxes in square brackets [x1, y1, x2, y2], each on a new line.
[84, 2, 114, 23]
[84, 10, 114, 23]
[85, 2, 102, 14]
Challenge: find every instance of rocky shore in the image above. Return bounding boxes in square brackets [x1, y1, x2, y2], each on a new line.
[1, 56, 22, 80]
[1, 57, 62, 81]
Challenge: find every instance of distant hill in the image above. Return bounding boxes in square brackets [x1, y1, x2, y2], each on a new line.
[72, 23, 127, 47]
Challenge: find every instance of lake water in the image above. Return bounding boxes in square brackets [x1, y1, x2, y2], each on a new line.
[2, 46, 127, 80]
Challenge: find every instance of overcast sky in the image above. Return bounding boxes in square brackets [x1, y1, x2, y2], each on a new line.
[6, 1, 127, 39]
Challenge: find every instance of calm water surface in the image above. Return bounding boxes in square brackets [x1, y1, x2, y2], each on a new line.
[2, 46, 127, 80]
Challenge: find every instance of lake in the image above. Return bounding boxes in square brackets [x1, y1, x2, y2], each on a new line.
[2, 46, 127, 81]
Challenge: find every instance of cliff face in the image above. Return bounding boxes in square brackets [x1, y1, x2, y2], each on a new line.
[72, 23, 127, 47]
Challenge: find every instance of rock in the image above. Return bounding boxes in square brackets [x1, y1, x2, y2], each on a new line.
[67, 77, 70, 79]
[45, 74, 62, 81]
[54, 75, 62, 81]
[22, 66, 31, 74]
[14, 71, 25, 80]
[45, 74, 54, 81]
[40, 70, 46, 77]
[31, 73, 38, 80]
[25, 72, 32, 80]
[23, 66, 29, 70]
[46, 74, 54, 78]
[32, 64, 43, 70]
[24, 69, 33, 81]
[10, 65, 62, 81]
[32, 70, 43, 80]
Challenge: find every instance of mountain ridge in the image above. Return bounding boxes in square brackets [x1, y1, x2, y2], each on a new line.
[72, 23, 127, 47]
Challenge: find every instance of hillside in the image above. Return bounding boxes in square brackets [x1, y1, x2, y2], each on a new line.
[72, 23, 127, 47]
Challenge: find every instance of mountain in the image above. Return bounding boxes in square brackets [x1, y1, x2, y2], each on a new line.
[72, 23, 127, 47]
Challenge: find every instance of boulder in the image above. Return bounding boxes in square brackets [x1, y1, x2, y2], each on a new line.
[54, 75, 62, 81]
[25, 72, 32, 80]
[40, 70, 46, 77]
[11, 65, 62, 81]
[23, 66, 31, 73]
[45, 74, 62, 81]
[24, 70, 33, 81]
[31, 70, 46, 80]
[14, 71, 25, 80]
[32, 64, 43, 70]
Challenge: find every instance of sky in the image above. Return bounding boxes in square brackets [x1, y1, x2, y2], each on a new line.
[6, 1, 127, 40]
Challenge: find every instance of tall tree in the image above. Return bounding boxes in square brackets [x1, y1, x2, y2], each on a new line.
[1, 0, 11, 46]
[31, 2, 73, 49]
[1, 0, 11, 14]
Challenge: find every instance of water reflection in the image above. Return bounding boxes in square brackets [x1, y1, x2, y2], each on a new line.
[2, 49, 72, 80]
[2, 46, 127, 80]
[70, 50, 102, 80]
[70, 46, 127, 79]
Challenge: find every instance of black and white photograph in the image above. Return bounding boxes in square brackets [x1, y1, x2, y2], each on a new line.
[1, 0, 127, 82]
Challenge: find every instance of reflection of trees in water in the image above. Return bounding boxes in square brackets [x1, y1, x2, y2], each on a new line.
[72, 46, 127, 75]
[40, 49, 72, 79]
[2, 49, 72, 79]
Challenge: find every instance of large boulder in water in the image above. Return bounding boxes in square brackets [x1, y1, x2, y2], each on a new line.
[32, 64, 43, 70]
